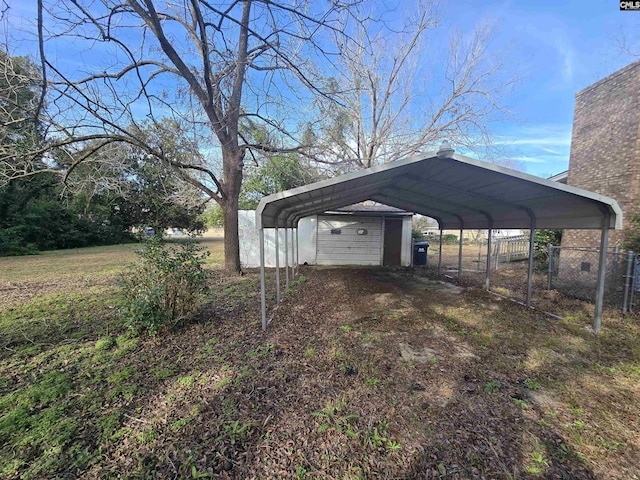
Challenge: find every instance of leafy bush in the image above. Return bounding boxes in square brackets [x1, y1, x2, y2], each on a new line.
[200, 204, 224, 228]
[442, 234, 459, 244]
[623, 214, 640, 253]
[119, 237, 210, 334]
[411, 228, 425, 241]
[534, 229, 562, 265]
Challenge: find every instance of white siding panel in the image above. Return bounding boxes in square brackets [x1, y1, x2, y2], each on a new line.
[316, 216, 382, 265]
[401, 216, 412, 266]
[239, 211, 316, 267]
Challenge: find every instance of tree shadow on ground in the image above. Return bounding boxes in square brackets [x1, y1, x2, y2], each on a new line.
[5, 265, 637, 479]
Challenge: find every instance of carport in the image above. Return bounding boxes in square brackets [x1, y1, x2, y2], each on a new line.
[255, 144, 622, 332]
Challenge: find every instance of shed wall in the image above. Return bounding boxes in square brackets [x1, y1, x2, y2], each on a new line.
[242, 210, 412, 268]
[401, 216, 412, 266]
[239, 210, 314, 268]
[316, 215, 383, 265]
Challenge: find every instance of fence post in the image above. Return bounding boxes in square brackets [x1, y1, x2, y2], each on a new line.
[547, 244, 553, 291]
[623, 250, 635, 313]
[631, 254, 638, 313]
[613, 245, 619, 289]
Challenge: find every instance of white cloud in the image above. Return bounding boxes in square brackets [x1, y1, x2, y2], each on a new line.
[493, 124, 572, 149]
[509, 156, 549, 164]
[490, 123, 572, 175]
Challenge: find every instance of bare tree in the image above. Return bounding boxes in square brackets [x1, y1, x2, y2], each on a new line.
[2, 0, 356, 272]
[616, 26, 640, 58]
[311, 2, 517, 169]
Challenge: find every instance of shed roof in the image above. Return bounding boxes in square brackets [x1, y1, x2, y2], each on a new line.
[256, 151, 622, 230]
[329, 203, 412, 216]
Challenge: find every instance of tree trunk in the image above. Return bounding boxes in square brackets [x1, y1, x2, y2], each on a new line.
[221, 148, 244, 274]
[222, 196, 241, 273]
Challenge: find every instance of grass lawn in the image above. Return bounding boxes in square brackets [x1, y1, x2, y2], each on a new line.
[1, 235, 639, 479]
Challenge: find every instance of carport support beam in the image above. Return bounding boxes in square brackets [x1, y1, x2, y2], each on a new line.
[295, 228, 299, 276]
[259, 228, 267, 330]
[438, 229, 443, 275]
[458, 228, 463, 281]
[285, 227, 290, 289]
[275, 227, 281, 302]
[526, 218, 536, 308]
[594, 214, 610, 333]
[485, 225, 493, 291]
[291, 228, 296, 278]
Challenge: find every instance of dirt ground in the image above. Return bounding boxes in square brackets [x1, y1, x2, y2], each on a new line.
[92, 266, 638, 479]
[2, 248, 639, 479]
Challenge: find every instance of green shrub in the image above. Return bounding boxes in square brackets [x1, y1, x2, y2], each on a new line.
[442, 234, 459, 244]
[623, 213, 640, 253]
[534, 229, 562, 265]
[411, 229, 425, 241]
[119, 237, 210, 334]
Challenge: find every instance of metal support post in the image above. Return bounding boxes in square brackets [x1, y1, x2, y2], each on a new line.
[438, 230, 443, 275]
[547, 244, 553, 290]
[285, 227, 290, 290]
[485, 226, 493, 291]
[259, 228, 267, 330]
[294, 228, 298, 278]
[275, 227, 281, 302]
[630, 255, 638, 312]
[410, 238, 414, 266]
[623, 250, 634, 313]
[593, 215, 610, 333]
[526, 219, 536, 308]
[458, 228, 463, 281]
[292, 230, 295, 278]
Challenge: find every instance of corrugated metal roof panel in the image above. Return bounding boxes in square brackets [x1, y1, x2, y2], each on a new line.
[256, 152, 622, 230]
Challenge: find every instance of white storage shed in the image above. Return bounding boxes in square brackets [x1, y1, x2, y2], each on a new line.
[239, 204, 413, 268]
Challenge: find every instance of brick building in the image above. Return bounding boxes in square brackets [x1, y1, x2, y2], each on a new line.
[551, 60, 640, 302]
[562, 59, 640, 249]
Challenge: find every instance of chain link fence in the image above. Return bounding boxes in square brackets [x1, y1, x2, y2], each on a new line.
[421, 239, 536, 306]
[419, 239, 640, 315]
[623, 251, 640, 313]
[548, 246, 638, 309]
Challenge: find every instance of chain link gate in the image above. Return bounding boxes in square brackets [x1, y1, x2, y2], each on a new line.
[623, 251, 640, 313]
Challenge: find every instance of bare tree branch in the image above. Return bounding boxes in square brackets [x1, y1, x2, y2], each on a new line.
[2, 0, 360, 272]
[310, 3, 517, 169]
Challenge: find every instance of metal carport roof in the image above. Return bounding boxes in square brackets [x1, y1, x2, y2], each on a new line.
[256, 150, 621, 230]
[255, 146, 622, 333]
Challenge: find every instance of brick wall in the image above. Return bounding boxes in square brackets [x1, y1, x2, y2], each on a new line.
[562, 60, 640, 249]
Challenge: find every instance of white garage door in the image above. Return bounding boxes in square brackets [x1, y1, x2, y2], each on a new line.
[316, 216, 382, 265]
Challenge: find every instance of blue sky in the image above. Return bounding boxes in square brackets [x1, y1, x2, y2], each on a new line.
[441, 0, 640, 177]
[5, 1, 640, 178]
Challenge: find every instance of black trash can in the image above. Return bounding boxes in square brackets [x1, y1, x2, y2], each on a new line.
[413, 241, 429, 266]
